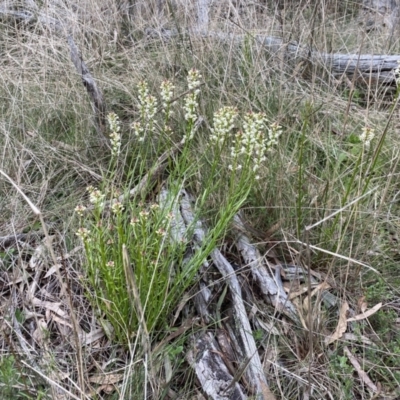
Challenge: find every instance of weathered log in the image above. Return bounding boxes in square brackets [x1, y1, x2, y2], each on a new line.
[312, 51, 399, 86]
[146, 25, 400, 87]
[218, 33, 400, 87]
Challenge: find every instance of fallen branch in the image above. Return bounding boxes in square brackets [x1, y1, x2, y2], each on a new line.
[252, 34, 400, 86]
[158, 186, 213, 324]
[179, 190, 270, 399]
[147, 26, 400, 87]
[233, 214, 298, 320]
[67, 35, 107, 137]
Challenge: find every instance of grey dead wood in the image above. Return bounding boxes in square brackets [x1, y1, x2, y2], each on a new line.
[158, 187, 187, 243]
[195, 280, 213, 323]
[159, 188, 241, 399]
[232, 214, 298, 321]
[195, 0, 211, 34]
[359, 0, 400, 34]
[179, 190, 269, 399]
[187, 332, 247, 400]
[233, 214, 339, 312]
[252, 35, 400, 86]
[232, 33, 400, 86]
[159, 187, 270, 398]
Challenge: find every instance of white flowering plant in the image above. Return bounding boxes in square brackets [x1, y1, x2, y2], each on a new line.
[75, 68, 283, 345]
[76, 186, 188, 342]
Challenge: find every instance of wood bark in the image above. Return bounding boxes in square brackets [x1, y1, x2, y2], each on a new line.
[187, 333, 247, 400]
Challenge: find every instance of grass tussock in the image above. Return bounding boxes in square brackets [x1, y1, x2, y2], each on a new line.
[1, 0, 400, 399]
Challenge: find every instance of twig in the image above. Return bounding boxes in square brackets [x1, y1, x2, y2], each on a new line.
[344, 347, 378, 394]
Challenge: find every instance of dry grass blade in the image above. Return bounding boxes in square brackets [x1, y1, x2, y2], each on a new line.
[305, 186, 378, 231]
[295, 240, 380, 274]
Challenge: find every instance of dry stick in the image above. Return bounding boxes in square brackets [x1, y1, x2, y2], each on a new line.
[180, 190, 269, 399]
[343, 347, 378, 394]
[0, 169, 87, 400]
[209, 249, 268, 397]
[67, 35, 107, 139]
